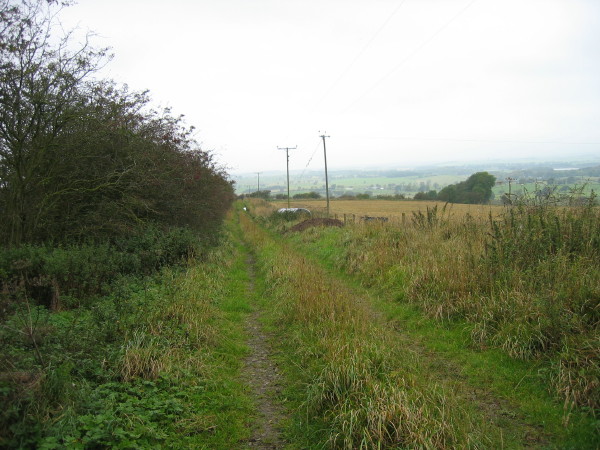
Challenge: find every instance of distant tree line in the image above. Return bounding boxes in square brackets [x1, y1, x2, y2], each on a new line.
[239, 191, 322, 200]
[413, 191, 439, 201]
[245, 173, 497, 204]
[0, 0, 234, 246]
[414, 172, 496, 204]
[240, 190, 272, 200]
[293, 191, 321, 199]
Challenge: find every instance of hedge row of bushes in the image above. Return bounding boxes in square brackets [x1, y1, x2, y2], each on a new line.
[0, 225, 211, 315]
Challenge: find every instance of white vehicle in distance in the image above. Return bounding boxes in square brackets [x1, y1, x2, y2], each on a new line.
[277, 208, 312, 216]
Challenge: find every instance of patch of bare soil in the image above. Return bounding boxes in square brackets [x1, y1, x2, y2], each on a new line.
[289, 218, 344, 232]
[241, 255, 287, 449]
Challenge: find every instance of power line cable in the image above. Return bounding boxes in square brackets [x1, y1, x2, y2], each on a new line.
[342, 0, 479, 113]
[313, 0, 409, 110]
[296, 139, 323, 187]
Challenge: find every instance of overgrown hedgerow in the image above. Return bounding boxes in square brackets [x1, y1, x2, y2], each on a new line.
[0, 225, 211, 315]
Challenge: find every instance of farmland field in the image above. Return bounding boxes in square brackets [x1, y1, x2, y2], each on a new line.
[234, 172, 473, 196]
[234, 167, 600, 198]
[272, 198, 505, 221]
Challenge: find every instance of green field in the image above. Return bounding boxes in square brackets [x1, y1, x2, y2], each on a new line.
[234, 172, 470, 196]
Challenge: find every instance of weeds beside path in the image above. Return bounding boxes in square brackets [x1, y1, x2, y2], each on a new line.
[0, 231, 255, 448]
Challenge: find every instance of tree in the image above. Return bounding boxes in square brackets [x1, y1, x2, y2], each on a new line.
[0, 1, 234, 245]
[437, 185, 457, 202]
[414, 190, 437, 201]
[437, 172, 495, 204]
[0, 0, 109, 244]
[36, 82, 234, 242]
[293, 191, 321, 199]
[464, 171, 495, 203]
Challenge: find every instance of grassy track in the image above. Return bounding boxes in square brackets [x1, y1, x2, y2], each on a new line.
[9, 205, 595, 447]
[288, 236, 597, 447]
[235, 200, 599, 448]
[279, 221, 598, 448]
[235, 208, 536, 448]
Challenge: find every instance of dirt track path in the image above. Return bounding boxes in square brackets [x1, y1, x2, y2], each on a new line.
[241, 254, 286, 449]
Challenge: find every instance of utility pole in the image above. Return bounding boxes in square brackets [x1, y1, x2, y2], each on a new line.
[506, 177, 515, 198]
[319, 132, 331, 217]
[505, 177, 516, 205]
[278, 146, 296, 208]
[256, 172, 262, 194]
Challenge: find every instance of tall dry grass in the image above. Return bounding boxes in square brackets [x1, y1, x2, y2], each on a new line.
[241, 198, 277, 218]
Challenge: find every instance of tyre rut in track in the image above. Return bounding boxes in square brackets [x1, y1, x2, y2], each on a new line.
[240, 254, 287, 449]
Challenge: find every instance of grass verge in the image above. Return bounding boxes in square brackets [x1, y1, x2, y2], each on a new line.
[1, 228, 253, 448]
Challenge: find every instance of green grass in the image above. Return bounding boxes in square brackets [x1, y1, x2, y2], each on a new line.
[7, 202, 596, 447]
[372, 298, 598, 448]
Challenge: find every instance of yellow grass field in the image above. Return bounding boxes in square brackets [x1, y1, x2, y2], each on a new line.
[270, 199, 504, 222]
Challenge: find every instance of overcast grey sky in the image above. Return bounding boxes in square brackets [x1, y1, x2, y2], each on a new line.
[59, 0, 600, 173]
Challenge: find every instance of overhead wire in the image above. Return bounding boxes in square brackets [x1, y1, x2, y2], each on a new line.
[295, 139, 323, 188]
[342, 0, 479, 113]
[312, 0, 409, 111]
[349, 136, 600, 145]
[294, 0, 410, 182]
[291, 0, 482, 180]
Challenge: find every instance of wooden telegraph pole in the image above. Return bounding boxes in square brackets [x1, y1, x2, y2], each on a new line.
[278, 146, 296, 208]
[256, 172, 262, 193]
[319, 133, 330, 217]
